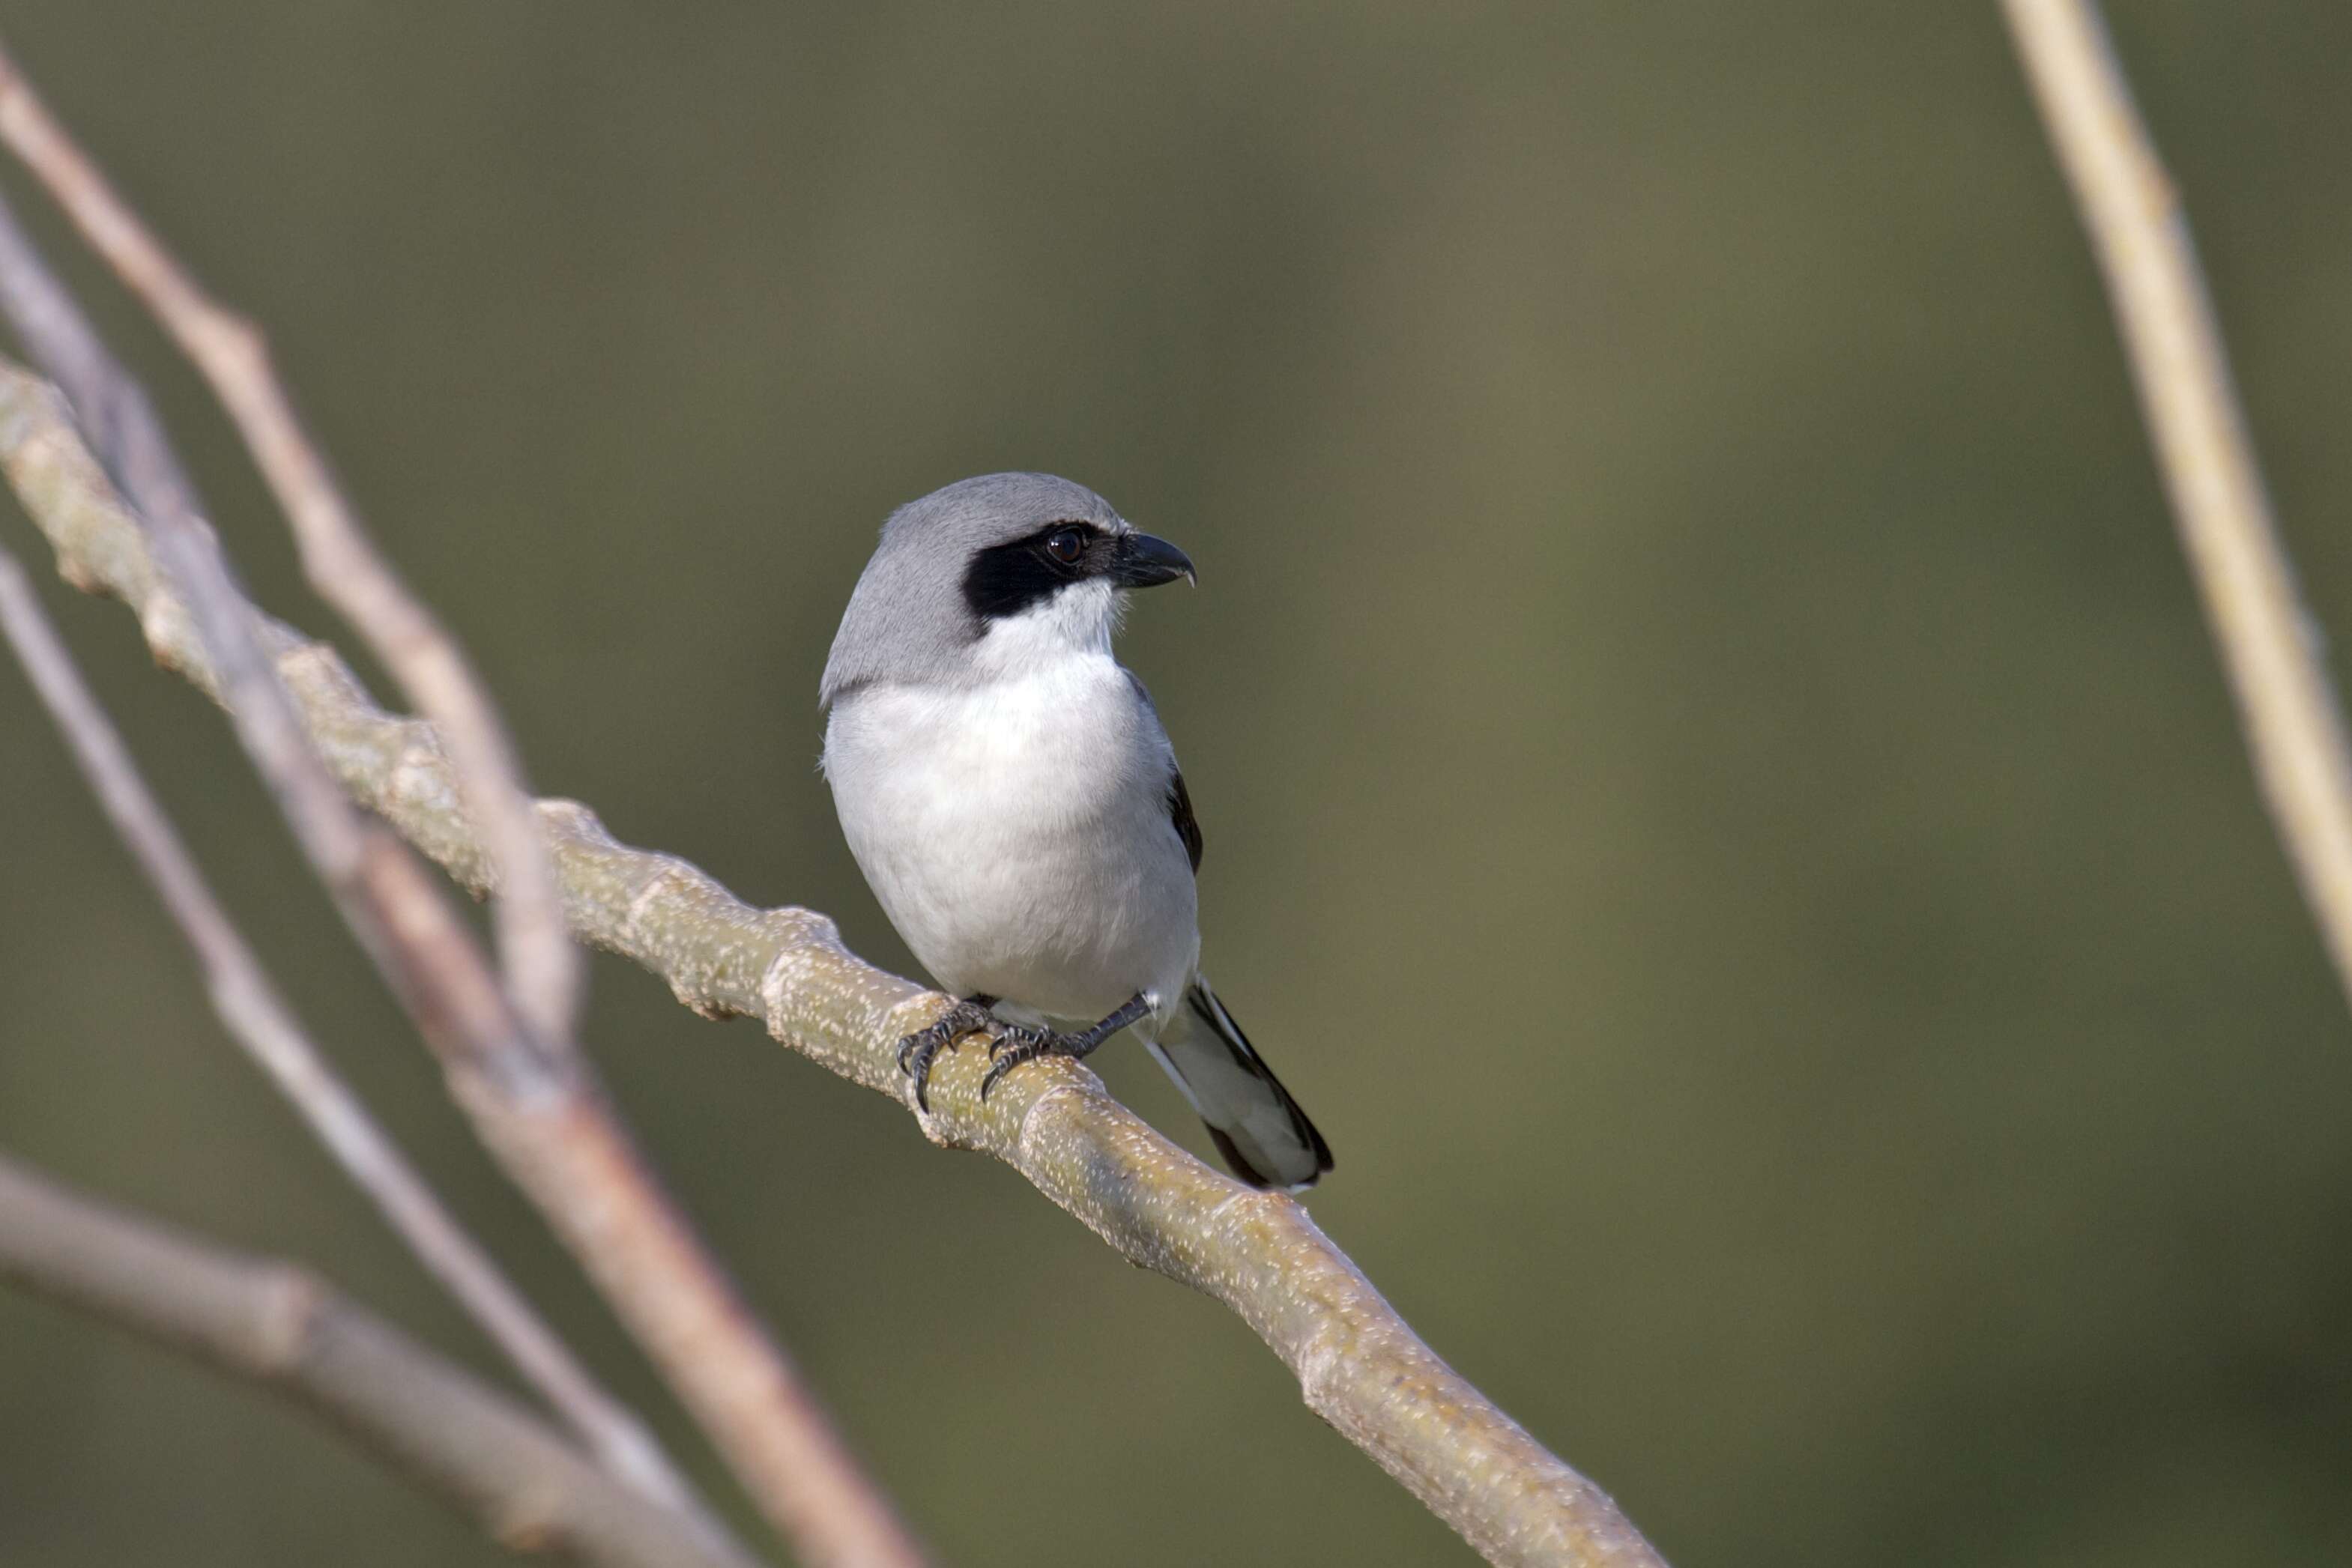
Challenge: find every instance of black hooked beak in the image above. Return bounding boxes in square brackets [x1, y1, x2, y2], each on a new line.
[1110, 531, 1197, 590]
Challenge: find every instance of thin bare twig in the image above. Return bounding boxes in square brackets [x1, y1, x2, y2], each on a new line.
[0, 222, 921, 1566]
[2002, 0, 2352, 1008]
[0, 28, 578, 1050]
[0, 1149, 761, 1568]
[0, 541, 743, 1558]
[0, 366, 1666, 1568]
[0, 176, 710, 1501]
[0, 49, 918, 1555]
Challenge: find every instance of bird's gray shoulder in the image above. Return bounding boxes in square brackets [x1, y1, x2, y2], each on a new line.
[1126, 671, 1203, 874]
[1122, 668, 1159, 721]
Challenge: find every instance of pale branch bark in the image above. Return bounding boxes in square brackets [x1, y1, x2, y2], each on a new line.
[0, 367, 1665, 1568]
[2002, 0, 2352, 1011]
[0, 541, 747, 1561]
[0, 1150, 762, 1568]
[0, 33, 581, 1048]
[0, 219, 922, 1568]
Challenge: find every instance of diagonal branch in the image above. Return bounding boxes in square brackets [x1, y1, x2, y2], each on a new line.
[2002, 0, 2352, 1011]
[0, 207, 921, 1567]
[0, 31, 581, 1047]
[0, 1149, 761, 1568]
[0, 362, 1665, 1568]
[0, 539, 741, 1558]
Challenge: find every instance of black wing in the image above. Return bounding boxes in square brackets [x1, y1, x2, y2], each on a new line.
[1167, 767, 1204, 874]
[1128, 671, 1203, 874]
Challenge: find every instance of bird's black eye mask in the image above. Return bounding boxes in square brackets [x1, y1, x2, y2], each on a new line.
[960, 521, 1118, 620]
[962, 522, 1198, 623]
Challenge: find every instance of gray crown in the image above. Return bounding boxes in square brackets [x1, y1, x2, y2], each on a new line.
[820, 473, 1126, 704]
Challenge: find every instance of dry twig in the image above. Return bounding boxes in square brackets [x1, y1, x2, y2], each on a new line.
[0, 364, 1664, 1568]
[2003, 0, 2352, 1007]
[0, 29, 579, 1049]
[0, 214, 920, 1567]
[0, 1150, 761, 1568]
[0, 539, 740, 1555]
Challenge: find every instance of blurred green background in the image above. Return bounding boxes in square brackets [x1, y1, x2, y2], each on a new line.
[1, 4, 2348, 1564]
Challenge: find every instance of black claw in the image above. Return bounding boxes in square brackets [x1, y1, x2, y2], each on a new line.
[976, 992, 1154, 1101]
[894, 997, 996, 1113]
[979, 1030, 1054, 1101]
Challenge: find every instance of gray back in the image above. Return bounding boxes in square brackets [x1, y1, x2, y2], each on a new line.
[820, 472, 1126, 704]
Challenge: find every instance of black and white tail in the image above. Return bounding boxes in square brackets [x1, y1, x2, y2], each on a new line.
[1146, 980, 1332, 1192]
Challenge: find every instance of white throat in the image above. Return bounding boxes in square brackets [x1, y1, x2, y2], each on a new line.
[969, 578, 1122, 681]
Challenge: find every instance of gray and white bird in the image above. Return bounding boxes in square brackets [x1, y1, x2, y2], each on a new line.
[820, 473, 1331, 1190]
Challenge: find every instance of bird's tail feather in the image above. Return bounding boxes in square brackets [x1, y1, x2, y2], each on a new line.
[1146, 980, 1331, 1192]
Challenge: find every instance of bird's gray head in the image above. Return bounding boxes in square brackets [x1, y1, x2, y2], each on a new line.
[820, 472, 1194, 705]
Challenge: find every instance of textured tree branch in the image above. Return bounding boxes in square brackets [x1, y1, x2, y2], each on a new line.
[0, 539, 746, 1561]
[0, 363, 1663, 1568]
[0, 202, 920, 1565]
[0, 31, 581, 1048]
[0, 1150, 761, 1568]
[2003, 0, 2352, 1011]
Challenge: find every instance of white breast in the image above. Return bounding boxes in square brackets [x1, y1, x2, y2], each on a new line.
[823, 649, 1200, 1026]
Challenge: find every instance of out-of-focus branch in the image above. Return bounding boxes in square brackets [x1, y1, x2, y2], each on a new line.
[0, 223, 920, 1564]
[0, 369, 1666, 1568]
[0, 33, 579, 1046]
[0, 542, 743, 1558]
[0, 1151, 761, 1568]
[2002, 0, 2352, 1008]
[0, 44, 916, 1552]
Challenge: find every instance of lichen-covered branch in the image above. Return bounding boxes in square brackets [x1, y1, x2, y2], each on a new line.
[0, 31, 582, 1048]
[0, 205, 919, 1566]
[0, 1150, 761, 1568]
[0, 539, 740, 1556]
[0, 365, 1663, 1568]
[2004, 0, 2352, 1011]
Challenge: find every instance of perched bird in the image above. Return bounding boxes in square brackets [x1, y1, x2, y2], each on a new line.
[820, 473, 1332, 1191]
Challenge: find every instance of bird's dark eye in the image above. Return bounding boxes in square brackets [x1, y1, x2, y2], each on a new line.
[1044, 526, 1087, 565]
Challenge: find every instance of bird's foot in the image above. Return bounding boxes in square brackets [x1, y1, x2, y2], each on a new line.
[979, 993, 1153, 1101]
[896, 995, 997, 1113]
[976, 1025, 1075, 1101]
